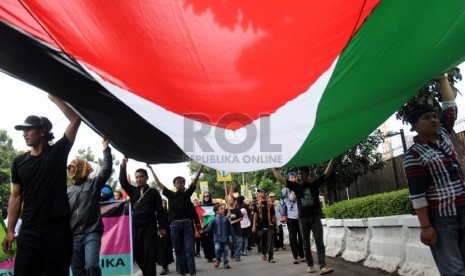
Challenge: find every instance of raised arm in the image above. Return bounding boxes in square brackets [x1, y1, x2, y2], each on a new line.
[119, 157, 134, 197]
[95, 138, 113, 189]
[190, 165, 205, 190]
[2, 184, 21, 254]
[48, 94, 81, 142]
[324, 159, 336, 180]
[271, 168, 287, 185]
[146, 164, 166, 190]
[438, 73, 455, 102]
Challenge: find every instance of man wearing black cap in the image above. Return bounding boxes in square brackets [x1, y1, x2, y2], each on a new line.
[403, 73, 465, 275]
[2, 94, 81, 275]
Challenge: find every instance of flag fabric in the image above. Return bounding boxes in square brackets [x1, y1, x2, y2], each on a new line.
[196, 206, 215, 227]
[229, 185, 234, 198]
[1, 0, 465, 172]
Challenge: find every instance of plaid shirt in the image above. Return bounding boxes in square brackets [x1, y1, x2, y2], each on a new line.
[403, 102, 465, 217]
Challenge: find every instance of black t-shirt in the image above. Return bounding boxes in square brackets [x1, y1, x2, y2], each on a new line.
[162, 185, 195, 221]
[11, 135, 73, 226]
[253, 200, 275, 229]
[286, 175, 324, 218]
[225, 207, 242, 235]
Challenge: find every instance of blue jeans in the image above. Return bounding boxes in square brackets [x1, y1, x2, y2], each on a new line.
[71, 231, 102, 276]
[214, 242, 229, 265]
[240, 232, 249, 255]
[170, 220, 196, 275]
[430, 214, 465, 276]
[234, 236, 243, 259]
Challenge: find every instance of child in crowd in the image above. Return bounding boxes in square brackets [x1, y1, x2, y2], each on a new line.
[205, 204, 236, 269]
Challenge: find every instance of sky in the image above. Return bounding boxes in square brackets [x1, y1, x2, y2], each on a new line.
[0, 73, 190, 189]
[1, 63, 465, 188]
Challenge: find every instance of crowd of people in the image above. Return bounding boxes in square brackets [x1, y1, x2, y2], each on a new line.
[2, 72, 465, 276]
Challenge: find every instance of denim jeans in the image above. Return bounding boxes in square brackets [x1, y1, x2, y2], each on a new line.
[299, 216, 325, 267]
[234, 236, 243, 259]
[240, 231, 249, 255]
[171, 220, 196, 275]
[214, 241, 229, 265]
[71, 231, 102, 276]
[430, 214, 465, 276]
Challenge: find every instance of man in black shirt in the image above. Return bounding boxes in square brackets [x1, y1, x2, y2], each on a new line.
[3, 94, 81, 276]
[149, 164, 204, 276]
[119, 158, 167, 276]
[272, 159, 335, 275]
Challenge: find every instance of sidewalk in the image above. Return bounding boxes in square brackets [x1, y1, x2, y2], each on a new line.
[135, 246, 392, 276]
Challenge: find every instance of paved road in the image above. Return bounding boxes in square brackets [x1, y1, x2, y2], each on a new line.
[135, 246, 392, 276]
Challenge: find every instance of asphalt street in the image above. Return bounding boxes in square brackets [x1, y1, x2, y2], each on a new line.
[135, 246, 392, 276]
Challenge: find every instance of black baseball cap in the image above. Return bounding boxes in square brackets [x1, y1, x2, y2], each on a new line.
[15, 115, 52, 132]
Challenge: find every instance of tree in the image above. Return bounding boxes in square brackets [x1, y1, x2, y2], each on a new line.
[75, 147, 120, 189]
[395, 67, 465, 169]
[0, 130, 23, 207]
[330, 130, 385, 203]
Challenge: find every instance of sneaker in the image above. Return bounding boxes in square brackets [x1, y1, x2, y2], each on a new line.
[268, 259, 276, 263]
[224, 264, 231, 269]
[235, 258, 241, 262]
[307, 266, 317, 273]
[241, 251, 248, 256]
[293, 259, 299, 265]
[214, 260, 220, 268]
[319, 266, 333, 275]
[160, 268, 169, 275]
[299, 257, 306, 262]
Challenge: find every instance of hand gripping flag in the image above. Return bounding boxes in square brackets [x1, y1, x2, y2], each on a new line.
[1, 0, 465, 172]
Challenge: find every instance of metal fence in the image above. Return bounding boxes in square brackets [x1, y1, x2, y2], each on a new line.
[335, 127, 465, 201]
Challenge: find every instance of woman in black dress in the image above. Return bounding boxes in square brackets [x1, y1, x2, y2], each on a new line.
[158, 199, 174, 275]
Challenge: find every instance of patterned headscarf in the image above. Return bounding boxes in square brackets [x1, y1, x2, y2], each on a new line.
[68, 158, 93, 181]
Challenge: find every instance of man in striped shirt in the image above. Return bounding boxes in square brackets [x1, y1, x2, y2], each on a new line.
[403, 73, 465, 275]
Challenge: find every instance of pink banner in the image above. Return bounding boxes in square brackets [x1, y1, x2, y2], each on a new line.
[100, 215, 131, 255]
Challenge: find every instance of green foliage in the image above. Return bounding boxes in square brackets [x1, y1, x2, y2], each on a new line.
[75, 147, 120, 188]
[0, 130, 23, 206]
[324, 189, 414, 219]
[334, 130, 385, 189]
[396, 67, 461, 124]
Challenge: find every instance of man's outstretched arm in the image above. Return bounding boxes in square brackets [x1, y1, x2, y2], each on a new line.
[48, 94, 81, 142]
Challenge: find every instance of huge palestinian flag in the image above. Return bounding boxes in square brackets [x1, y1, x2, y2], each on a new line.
[1, 0, 465, 172]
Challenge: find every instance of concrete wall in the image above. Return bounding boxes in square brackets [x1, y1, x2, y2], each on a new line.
[283, 215, 439, 276]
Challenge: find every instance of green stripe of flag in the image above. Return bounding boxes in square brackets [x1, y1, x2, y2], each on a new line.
[287, 0, 465, 166]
